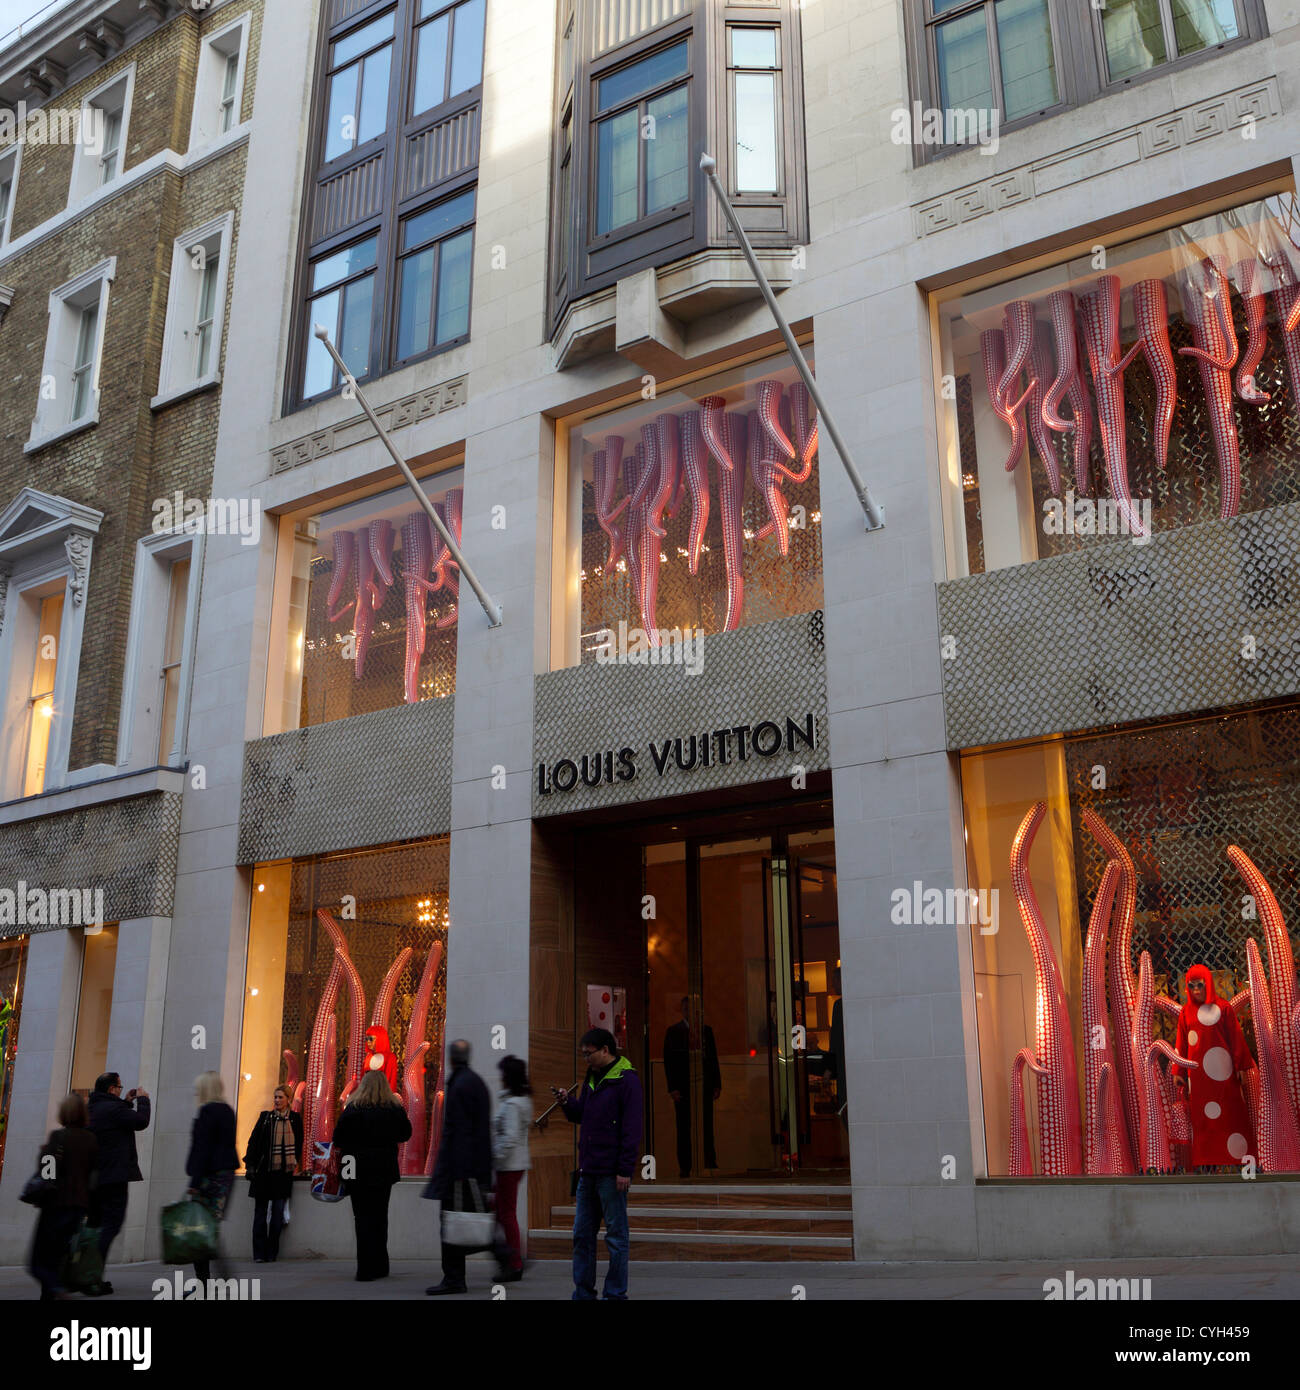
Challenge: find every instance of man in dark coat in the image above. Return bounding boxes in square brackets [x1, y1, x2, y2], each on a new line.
[87, 1071, 150, 1292]
[552, 1027, 643, 1301]
[663, 996, 721, 1178]
[424, 1039, 491, 1295]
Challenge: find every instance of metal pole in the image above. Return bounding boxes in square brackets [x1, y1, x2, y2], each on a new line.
[698, 153, 885, 532]
[312, 325, 503, 627]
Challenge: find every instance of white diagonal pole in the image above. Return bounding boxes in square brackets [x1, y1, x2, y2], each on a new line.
[312, 325, 503, 628]
[699, 153, 885, 531]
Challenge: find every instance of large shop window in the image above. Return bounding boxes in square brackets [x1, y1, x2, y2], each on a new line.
[558, 351, 823, 666]
[70, 925, 118, 1097]
[0, 934, 28, 1181]
[962, 703, 1300, 1178]
[549, 0, 808, 330]
[236, 841, 449, 1182]
[269, 472, 463, 733]
[935, 192, 1300, 576]
[908, 0, 1262, 156]
[288, 0, 485, 409]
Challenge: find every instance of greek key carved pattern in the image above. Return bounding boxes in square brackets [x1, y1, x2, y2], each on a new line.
[911, 78, 1282, 238]
[270, 375, 468, 475]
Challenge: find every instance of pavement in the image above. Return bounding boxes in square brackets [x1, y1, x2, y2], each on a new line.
[2, 1253, 1298, 1300]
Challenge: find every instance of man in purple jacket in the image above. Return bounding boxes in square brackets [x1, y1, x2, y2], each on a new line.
[552, 1027, 643, 1300]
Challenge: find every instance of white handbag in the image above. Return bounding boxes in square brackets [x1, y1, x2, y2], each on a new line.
[440, 1179, 496, 1249]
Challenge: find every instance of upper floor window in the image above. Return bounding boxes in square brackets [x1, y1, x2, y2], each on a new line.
[28, 258, 114, 451]
[24, 592, 62, 797]
[324, 11, 396, 161]
[908, 0, 1263, 157]
[154, 214, 234, 407]
[0, 144, 18, 247]
[302, 235, 379, 400]
[412, 0, 486, 116]
[69, 70, 133, 204]
[549, 1, 808, 334]
[395, 189, 475, 361]
[191, 16, 250, 148]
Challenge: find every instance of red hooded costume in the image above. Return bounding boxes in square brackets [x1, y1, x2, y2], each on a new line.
[364, 1025, 399, 1090]
[1173, 964, 1256, 1167]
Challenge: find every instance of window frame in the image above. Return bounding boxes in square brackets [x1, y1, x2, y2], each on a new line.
[320, 7, 399, 166]
[189, 13, 251, 151]
[301, 229, 383, 403]
[27, 258, 115, 452]
[67, 67, 135, 206]
[409, 0, 487, 120]
[905, 0, 1267, 162]
[391, 185, 477, 368]
[726, 22, 784, 198]
[116, 527, 203, 772]
[153, 213, 235, 410]
[0, 141, 21, 247]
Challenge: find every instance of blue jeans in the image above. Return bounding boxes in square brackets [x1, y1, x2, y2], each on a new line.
[571, 1175, 629, 1300]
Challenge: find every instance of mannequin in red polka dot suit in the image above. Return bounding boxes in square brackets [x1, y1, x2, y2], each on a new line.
[1173, 964, 1257, 1169]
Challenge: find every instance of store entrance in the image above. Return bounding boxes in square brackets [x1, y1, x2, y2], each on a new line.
[641, 823, 847, 1179]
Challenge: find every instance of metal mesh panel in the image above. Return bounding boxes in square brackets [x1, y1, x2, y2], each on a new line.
[1063, 704, 1300, 1038]
[534, 610, 828, 816]
[936, 499, 1300, 749]
[0, 793, 181, 937]
[280, 840, 448, 1152]
[239, 698, 455, 864]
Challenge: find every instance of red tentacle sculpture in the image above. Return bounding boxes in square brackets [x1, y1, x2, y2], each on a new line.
[353, 526, 375, 677]
[367, 518, 395, 608]
[434, 489, 463, 630]
[786, 380, 818, 474]
[719, 412, 749, 632]
[316, 909, 366, 1101]
[1244, 937, 1300, 1170]
[996, 301, 1036, 407]
[303, 952, 342, 1176]
[623, 445, 647, 619]
[1042, 291, 1093, 491]
[326, 530, 356, 622]
[1178, 258, 1242, 519]
[1131, 951, 1194, 1171]
[594, 435, 631, 569]
[1082, 861, 1136, 1174]
[1079, 282, 1148, 537]
[401, 511, 433, 704]
[282, 1049, 299, 1090]
[748, 408, 790, 557]
[291, 1082, 305, 1113]
[649, 413, 681, 540]
[1130, 279, 1178, 471]
[1009, 801, 1082, 1174]
[425, 1087, 445, 1176]
[1227, 847, 1300, 1121]
[1233, 259, 1271, 404]
[400, 939, 443, 1174]
[756, 378, 794, 461]
[314, 1012, 338, 1155]
[1009, 1047, 1048, 1176]
[1242, 1063, 1261, 1144]
[679, 410, 710, 576]
[371, 946, 412, 1032]
[699, 395, 737, 474]
[1081, 809, 1141, 1159]
[1026, 320, 1062, 495]
[1267, 267, 1300, 423]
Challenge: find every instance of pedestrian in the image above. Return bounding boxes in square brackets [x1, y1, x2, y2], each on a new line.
[27, 1093, 98, 1301]
[86, 1070, 150, 1294]
[492, 1055, 532, 1282]
[425, 1038, 491, 1296]
[243, 1082, 303, 1263]
[330, 1069, 412, 1281]
[184, 1071, 238, 1294]
[550, 1027, 643, 1301]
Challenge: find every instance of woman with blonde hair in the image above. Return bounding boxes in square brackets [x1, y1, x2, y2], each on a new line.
[184, 1071, 238, 1290]
[330, 1069, 412, 1281]
[243, 1082, 303, 1263]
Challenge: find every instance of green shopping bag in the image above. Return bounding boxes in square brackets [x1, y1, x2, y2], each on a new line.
[60, 1222, 104, 1293]
[160, 1197, 217, 1265]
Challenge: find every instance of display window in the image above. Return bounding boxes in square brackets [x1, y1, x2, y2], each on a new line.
[558, 350, 823, 666]
[0, 934, 27, 1180]
[935, 191, 1300, 575]
[236, 840, 449, 1186]
[270, 472, 463, 733]
[962, 703, 1300, 1177]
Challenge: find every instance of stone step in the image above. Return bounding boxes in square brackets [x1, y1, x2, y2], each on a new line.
[550, 1204, 853, 1235]
[526, 1228, 855, 1262]
[623, 1183, 851, 1209]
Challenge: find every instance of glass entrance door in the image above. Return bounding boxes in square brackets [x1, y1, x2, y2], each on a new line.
[645, 824, 846, 1178]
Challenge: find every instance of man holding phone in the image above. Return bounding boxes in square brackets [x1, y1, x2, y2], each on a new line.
[87, 1071, 151, 1294]
[552, 1028, 642, 1301]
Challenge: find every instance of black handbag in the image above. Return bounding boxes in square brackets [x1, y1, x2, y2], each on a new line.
[20, 1138, 63, 1207]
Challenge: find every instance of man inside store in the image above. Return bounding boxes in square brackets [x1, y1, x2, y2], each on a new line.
[663, 995, 721, 1179]
[87, 1071, 151, 1294]
[1172, 964, 1257, 1172]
